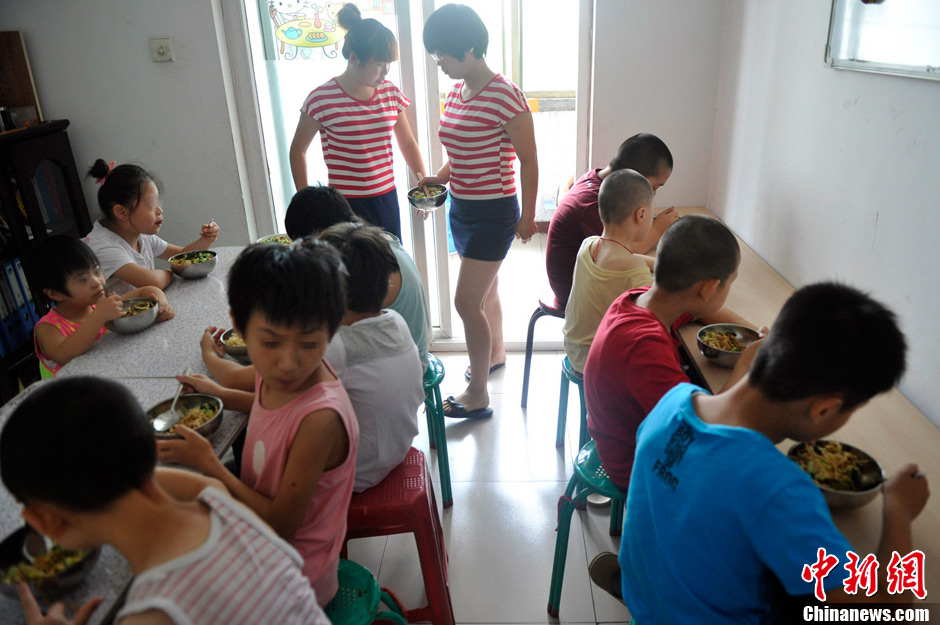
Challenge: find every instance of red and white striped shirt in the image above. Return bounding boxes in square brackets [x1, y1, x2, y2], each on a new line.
[302, 79, 410, 198]
[116, 487, 330, 625]
[439, 74, 530, 200]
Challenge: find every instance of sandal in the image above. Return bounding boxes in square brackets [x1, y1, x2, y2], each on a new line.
[442, 396, 493, 419]
[464, 362, 506, 382]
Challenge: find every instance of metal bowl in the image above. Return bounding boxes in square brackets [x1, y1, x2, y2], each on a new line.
[147, 393, 223, 439]
[106, 298, 159, 334]
[788, 440, 885, 510]
[407, 184, 448, 212]
[696, 323, 760, 368]
[0, 527, 100, 599]
[168, 250, 217, 279]
[220, 328, 250, 363]
[255, 233, 292, 245]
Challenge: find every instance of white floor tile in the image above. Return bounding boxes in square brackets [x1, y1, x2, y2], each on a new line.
[345, 536, 388, 577]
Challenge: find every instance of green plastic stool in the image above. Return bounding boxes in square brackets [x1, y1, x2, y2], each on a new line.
[547, 440, 626, 618]
[325, 560, 408, 625]
[423, 354, 453, 508]
[557, 356, 588, 449]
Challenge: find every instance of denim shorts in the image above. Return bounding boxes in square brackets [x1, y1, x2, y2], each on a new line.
[449, 195, 520, 261]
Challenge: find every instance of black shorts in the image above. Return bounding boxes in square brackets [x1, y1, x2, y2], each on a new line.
[449, 195, 520, 261]
[346, 189, 402, 241]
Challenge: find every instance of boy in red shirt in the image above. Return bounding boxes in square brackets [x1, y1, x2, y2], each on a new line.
[583, 215, 762, 489]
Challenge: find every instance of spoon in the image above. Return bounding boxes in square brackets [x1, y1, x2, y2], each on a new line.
[22, 530, 54, 563]
[152, 369, 190, 433]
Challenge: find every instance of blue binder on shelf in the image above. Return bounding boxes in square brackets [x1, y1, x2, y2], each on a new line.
[0, 268, 21, 353]
[2, 259, 35, 349]
[12, 258, 39, 325]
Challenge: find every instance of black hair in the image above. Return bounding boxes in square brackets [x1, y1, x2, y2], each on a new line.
[337, 3, 398, 63]
[423, 3, 488, 59]
[228, 238, 347, 337]
[609, 134, 674, 178]
[284, 186, 359, 240]
[654, 215, 740, 292]
[0, 377, 156, 511]
[33, 235, 100, 297]
[598, 169, 653, 225]
[319, 222, 398, 313]
[750, 282, 906, 410]
[86, 159, 156, 222]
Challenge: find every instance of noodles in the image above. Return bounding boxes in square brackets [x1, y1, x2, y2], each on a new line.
[700, 329, 745, 353]
[170, 251, 215, 265]
[793, 441, 866, 491]
[223, 331, 246, 347]
[165, 400, 218, 434]
[122, 300, 155, 317]
[259, 234, 292, 245]
[2, 546, 88, 584]
[409, 185, 445, 201]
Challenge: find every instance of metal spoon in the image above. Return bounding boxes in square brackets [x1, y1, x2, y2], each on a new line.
[22, 530, 54, 563]
[152, 370, 189, 433]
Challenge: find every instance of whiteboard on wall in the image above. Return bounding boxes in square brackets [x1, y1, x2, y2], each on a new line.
[826, 0, 940, 81]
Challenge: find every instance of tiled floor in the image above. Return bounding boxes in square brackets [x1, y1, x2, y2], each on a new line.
[346, 351, 632, 624]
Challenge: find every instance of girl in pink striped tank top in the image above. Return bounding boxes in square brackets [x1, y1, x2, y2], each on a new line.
[158, 240, 358, 606]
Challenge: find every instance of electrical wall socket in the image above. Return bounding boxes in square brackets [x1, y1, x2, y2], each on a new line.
[149, 37, 174, 63]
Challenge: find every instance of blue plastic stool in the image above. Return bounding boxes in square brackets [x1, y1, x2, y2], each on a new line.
[557, 356, 588, 449]
[423, 354, 453, 508]
[547, 441, 626, 617]
[521, 296, 565, 408]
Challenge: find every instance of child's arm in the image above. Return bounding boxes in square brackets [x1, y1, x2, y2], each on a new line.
[111, 263, 174, 290]
[158, 408, 348, 539]
[635, 207, 678, 254]
[34, 295, 124, 366]
[177, 373, 255, 413]
[123, 286, 175, 322]
[154, 466, 227, 500]
[199, 327, 257, 391]
[160, 220, 220, 258]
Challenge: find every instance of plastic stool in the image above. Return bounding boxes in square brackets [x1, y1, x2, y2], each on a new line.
[557, 356, 588, 449]
[548, 441, 626, 617]
[423, 354, 453, 508]
[345, 448, 455, 625]
[326, 560, 408, 625]
[521, 296, 565, 408]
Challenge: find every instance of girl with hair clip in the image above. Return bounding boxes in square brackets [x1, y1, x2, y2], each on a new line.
[289, 3, 426, 241]
[82, 159, 219, 294]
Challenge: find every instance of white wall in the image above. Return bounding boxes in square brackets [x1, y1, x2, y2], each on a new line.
[709, 0, 940, 425]
[0, 0, 253, 247]
[590, 0, 724, 208]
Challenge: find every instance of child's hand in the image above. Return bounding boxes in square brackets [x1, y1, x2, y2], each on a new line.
[200, 326, 226, 359]
[654, 207, 679, 231]
[200, 220, 220, 243]
[883, 464, 929, 523]
[177, 372, 224, 397]
[94, 294, 125, 322]
[139, 286, 175, 322]
[18, 583, 102, 625]
[156, 424, 216, 474]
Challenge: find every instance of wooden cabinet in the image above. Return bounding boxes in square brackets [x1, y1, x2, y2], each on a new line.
[0, 120, 91, 402]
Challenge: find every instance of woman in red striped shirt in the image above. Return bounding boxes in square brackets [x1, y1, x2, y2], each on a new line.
[290, 4, 426, 241]
[422, 4, 539, 419]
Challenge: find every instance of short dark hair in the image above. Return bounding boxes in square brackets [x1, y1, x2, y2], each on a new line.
[750, 282, 906, 410]
[228, 239, 347, 337]
[0, 377, 155, 511]
[423, 4, 488, 59]
[654, 215, 740, 292]
[285, 186, 358, 240]
[337, 3, 398, 63]
[87, 159, 156, 222]
[33, 235, 99, 297]
[598, 169, 653, 225]
[609, 134, 673, 178]
[318, 222, 398, 313]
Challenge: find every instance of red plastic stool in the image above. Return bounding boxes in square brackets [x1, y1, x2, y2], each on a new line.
[344, 448, 455, 625]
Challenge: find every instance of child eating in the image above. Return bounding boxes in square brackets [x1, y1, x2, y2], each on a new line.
[563, 169, 655, 373]
[157, 240, 358, 606]
[595, 282, 929, 622]
[584, 215, 762, 490]
[0, 376, 329, 624]
[83, 159, 219, 294]
[33, 235, 174, 377]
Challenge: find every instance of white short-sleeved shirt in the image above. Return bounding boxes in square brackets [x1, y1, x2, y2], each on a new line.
[83, 221, 169, 294]
[325, 310, 423, 491]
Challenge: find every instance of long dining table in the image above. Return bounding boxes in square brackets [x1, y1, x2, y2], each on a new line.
[0, 246, 249, 625]
[675, 208, 940, 597]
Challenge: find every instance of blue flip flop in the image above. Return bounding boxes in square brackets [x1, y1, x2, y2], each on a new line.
[464, 362, 506, 382]
[442, 396, 493, 419]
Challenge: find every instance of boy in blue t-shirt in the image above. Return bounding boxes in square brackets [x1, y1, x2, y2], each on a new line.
[591, 282, 929, 623]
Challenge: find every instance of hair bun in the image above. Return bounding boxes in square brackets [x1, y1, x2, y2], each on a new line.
[87, 158, 111, 180]
[337, 3, 362, 30]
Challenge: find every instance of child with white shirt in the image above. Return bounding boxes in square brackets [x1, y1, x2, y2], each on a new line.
[83, 159, 219, 294]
